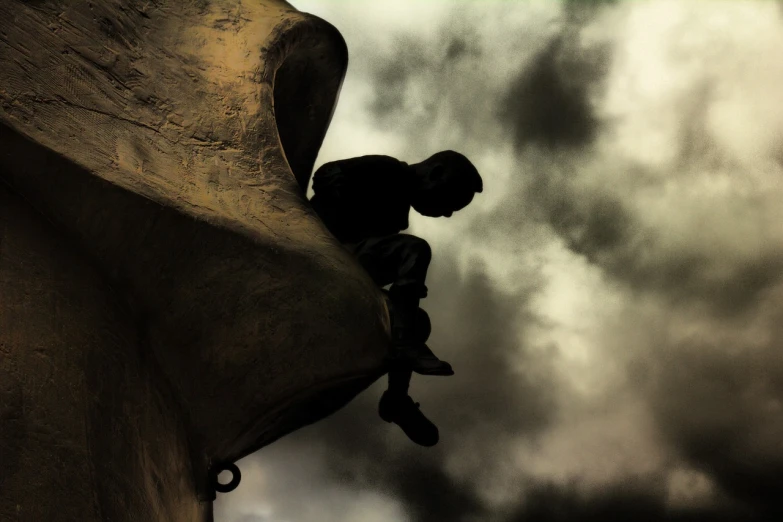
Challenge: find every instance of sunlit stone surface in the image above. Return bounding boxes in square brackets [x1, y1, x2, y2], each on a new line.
[0, 1, 390, 520]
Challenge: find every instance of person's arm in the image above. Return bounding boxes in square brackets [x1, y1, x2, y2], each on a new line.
[365, 159, 412, 235]
[311, 162, 347, 201]
[310, 161, 360, 242]
[311, 156, 410, 240]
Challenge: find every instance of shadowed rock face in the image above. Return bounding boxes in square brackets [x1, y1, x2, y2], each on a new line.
[0, 0, 390, 520]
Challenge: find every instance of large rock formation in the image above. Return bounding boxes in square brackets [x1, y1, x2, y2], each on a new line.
[0, 0, 390, 520]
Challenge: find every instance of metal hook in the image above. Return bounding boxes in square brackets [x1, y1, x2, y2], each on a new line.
[208, 461, 242, 497]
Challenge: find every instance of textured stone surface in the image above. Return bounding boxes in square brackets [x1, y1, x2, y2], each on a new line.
[0, 0, 390, 520]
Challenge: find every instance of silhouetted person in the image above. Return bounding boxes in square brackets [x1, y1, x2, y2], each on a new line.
[309, 151, 482, 446]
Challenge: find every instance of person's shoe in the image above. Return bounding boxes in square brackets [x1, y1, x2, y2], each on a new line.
[378, 391, 439, 447]
[386, 344, 454, 376]
[384, 299, 452, 375]
[405, 344, 454, 376]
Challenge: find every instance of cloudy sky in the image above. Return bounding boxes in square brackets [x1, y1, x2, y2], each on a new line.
[216, 1, 783, 520]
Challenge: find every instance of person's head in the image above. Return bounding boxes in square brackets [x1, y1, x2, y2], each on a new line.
[410, 151, 483, 217]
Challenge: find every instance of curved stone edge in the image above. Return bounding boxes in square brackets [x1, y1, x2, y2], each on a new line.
[0, 1, 392, 516]
[264, 11, 350, 192]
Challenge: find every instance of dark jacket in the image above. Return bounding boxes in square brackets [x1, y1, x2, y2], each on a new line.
[309, 155, 415, 243]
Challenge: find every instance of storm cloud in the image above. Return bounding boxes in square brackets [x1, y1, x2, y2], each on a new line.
[289, 256, 556, 522]
[217, 1, 783, 521]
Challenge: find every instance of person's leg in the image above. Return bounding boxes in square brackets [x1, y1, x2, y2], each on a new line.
[384, 299, 452, 375]
[346, 236, 444, 446]
[350, 233, 432, 295]
[387, 367, 412, 396]
[377, 305, 443, 446]
[350, 234, 431, 343]
[348, 236, 452, 375]
[378, 366, 439, 447]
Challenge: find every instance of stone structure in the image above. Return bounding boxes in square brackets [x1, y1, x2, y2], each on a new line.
[0, 1, 390, 520]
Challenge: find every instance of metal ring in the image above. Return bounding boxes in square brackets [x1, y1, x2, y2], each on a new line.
[210, 462, 242, 494]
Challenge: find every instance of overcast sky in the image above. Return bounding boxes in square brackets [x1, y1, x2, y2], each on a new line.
[216, 1, 783, 521]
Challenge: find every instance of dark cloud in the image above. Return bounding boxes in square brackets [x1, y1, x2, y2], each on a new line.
[231, 515, 269, 522]
[523, 164, 783, 315]
[563, 0, 619, 16]
[646, 332, 783, 518]
[489, 31, 783, 317]
[369, 36, 430, 121]
[526, 171, 630, 257]
[673, 83, 721, 171]
[486, 2, 777, 315]
[377, 455, 485, 522]
[364, 21, 491, 149]
[283, 254, 556, 522]
[610, 245, 783, 317]
[504, 21, 783, 514]
[221, 2, 783, 522]
[509, 480, 770, 522]
[497, 0, 616, 152]
[445, 38, 469, 61]
[424, 258, 555, 436]
[520, 162, 783, 317]
[499, 38, 602, 151]
[361, 2, 783, 520]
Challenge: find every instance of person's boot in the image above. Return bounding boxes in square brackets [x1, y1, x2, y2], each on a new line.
[404, 344, 454, 376]
[378, 391, 439, 447]
[385, 292, 454, 376]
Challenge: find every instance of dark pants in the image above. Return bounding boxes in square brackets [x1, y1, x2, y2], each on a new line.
[346, 234, 432, 396]
[346, 233, 431, 296]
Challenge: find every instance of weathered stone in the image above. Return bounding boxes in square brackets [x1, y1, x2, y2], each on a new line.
[0, 1, 390, 520]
